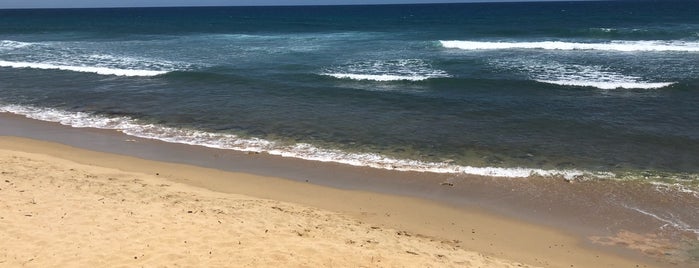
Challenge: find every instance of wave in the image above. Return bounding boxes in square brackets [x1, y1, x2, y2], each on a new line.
[0, 60, 168, 77]
[440, 40, 699, 52]
[491, 59, 676, 90]
[321, 73, 435, 82]
[531, 64, 677, 89]
[322, 59, 450, 82]
[0, 104, 614, 180]
[0, 39, 187, 77]
[651, 182, 699, 199]
[589, 28, 616, 33]
[536, 79, 675, 90]
[0, 40, 32, 50]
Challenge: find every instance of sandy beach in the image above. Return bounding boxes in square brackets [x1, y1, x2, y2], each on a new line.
[2, 1, 699, 267]
[0, 136, 664, 267]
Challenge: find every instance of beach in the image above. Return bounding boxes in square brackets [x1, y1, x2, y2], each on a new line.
[3, 137, 514, 267]
[1, 1, 698, 267]
[0, 134, 672, 267]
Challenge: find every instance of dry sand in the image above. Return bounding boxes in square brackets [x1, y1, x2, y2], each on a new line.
[0, 136, 656, 267]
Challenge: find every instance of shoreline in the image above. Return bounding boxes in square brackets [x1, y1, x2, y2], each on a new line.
[0, 103, 621, 181]
[4, 112, 697, 266]
[0, 135, 658, 267]
[3, 103, 697, 195]
[2, 112, 698, 237]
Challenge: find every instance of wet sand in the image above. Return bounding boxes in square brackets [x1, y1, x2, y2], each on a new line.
[1, 113, 697, 267]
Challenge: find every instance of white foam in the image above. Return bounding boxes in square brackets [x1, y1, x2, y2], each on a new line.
[650, 182, 699, 199]
[322, 59, 450, 82]
[595, 28, 615, 33]
[440, 40, 699, 52]
[0, 104, 616, 180]
[0, 60, 168, 77]
[0, 39, 186, 76]
[536, 79, 675, 90]
[322, 73, 432, 81]
[491, 59, 676, 90]
[624, 205, 699, 237]
[0, 104, 274, 151]
[0, 40, 32, 50]
[267, 142, 612, 179]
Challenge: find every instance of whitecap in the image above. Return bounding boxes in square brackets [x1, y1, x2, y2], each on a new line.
[491, 59, 675, 90]
[0, 39, 186, 76]
[535, 79, 675, 90]
[0, 40, 33, 50]
[440, 40, 699, 52]
[321, 73, 433, 81]
[322, 59, 450, 82]
[0, 60, 168, 77]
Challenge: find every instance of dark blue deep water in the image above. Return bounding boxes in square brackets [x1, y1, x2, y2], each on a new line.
[1, 1, 698, 186]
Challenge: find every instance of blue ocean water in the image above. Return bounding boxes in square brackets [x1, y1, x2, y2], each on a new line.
[1, 1, 698, 187]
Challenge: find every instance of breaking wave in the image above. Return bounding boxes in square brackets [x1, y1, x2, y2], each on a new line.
[0, 39, 186, 77]
[322, 73, 436, 82]
[321, 59, 450, 82]
[535, 79, 674, 90]
[0, 104, 613, 180]
[0, 40, 32, 50]
[0, 60, 168, 77]
[440, 40, 699, 52]
[491, 59, 676, 89]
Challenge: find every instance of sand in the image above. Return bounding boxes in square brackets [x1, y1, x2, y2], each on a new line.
[0, 136, 656, 267]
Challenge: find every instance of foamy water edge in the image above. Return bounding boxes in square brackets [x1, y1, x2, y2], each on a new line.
[623, 205, 699, 237]
[0, 104, 615, 180]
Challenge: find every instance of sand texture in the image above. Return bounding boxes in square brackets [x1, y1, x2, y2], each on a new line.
[0, 136, 662, 268]
[0, 149, 532, 267]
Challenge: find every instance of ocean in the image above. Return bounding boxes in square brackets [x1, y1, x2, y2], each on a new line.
[1, 1, 698, 191]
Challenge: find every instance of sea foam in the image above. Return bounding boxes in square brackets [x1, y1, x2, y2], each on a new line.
[532, 64, 676, 89]
[0, 40, 32, 50]
[322, 59, 450, 82]
[535, 79, 675, 90]
[624, 205, 699, 236]
[0, 39, 183, 77]
[0, 104, 613, 180]
[440, 40, 699, 52]
[492, 59, 676, 90]
[0, 60, 168, 77]
[322, 73, 434, 81]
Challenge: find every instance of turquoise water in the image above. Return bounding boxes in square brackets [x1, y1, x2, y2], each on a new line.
[0, 1, 698, 185]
